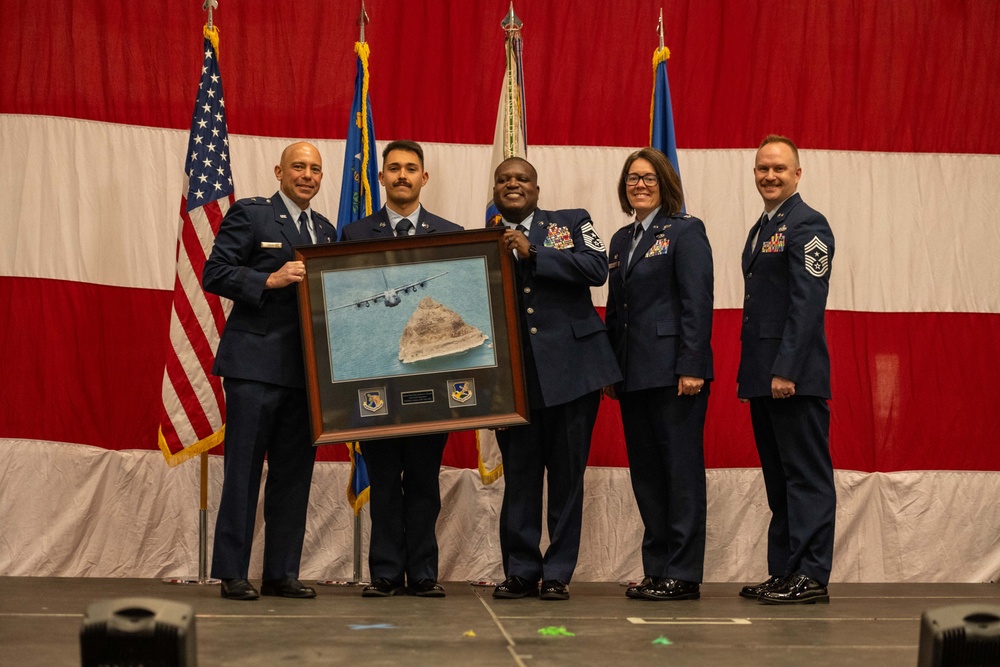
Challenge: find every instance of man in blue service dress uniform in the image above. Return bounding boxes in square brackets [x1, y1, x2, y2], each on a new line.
[737, 135, 836, 605]
[204, 142, 336, 600]
[488, 157, 622, 601]
[341, 140, 464, 599]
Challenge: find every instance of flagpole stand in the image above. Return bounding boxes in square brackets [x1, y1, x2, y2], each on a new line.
[163, 452, 220, 586]
[317, 506, 369, 587]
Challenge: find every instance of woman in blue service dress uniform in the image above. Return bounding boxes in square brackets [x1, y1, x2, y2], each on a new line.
[604, 147, 714, 601]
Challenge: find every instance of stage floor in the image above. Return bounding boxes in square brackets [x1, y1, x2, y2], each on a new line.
[2, 578, 998, 666]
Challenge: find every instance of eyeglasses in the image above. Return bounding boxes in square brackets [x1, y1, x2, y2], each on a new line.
[626, 173, 658, 186]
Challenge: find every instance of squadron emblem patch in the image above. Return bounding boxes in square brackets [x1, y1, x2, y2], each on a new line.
[362, 391, 385, 412]
[451, 381, 473, 403]
[447, 378, 477, 408]
[581, 221, 606, 252]
[359, 388, 388, 416]
[804, 236, 830, 277]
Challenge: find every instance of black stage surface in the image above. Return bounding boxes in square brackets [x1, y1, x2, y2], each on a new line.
[2, 578, 998, 666]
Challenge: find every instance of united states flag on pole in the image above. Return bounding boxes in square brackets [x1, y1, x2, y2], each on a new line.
[157, 25, 234, 466]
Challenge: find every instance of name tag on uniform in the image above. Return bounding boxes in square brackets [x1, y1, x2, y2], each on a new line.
[608, 261, 620, 269]
[261, 242, 282, 249]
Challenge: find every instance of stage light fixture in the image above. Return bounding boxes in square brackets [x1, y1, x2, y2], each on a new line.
[80, 597, 196, 667]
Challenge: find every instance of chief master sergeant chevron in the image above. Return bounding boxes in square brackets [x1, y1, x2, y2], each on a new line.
[737, 135, 836, 605]
[488, 157, 621, 601]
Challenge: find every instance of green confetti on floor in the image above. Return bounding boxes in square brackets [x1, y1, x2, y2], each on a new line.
[538, 626, 576, 637]
[652, 636, 673, 646]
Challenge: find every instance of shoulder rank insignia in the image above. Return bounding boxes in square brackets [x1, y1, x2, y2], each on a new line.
[804, 236, 830, 277]
[580, 221, 605, 252]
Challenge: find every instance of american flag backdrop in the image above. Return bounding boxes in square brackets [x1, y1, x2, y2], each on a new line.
[157, 26, 235, 466]
[1, 0, 998, 582]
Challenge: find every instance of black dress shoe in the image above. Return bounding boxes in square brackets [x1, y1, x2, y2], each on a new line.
[408, 578, 446, 598]
[493, 575, 538, 599]
[739, 575, 785, 600]
[220, 578, 259, 601]
[758, 574, 829, 605]
[261, 578, 316, 599]
[539, 579, 570, 601]
[362, 577, 404, 598]
[637, 578, 700, 601]
[626, 576, 653, 599]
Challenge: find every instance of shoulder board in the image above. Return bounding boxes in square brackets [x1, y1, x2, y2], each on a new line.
[239, 197, 272, 206]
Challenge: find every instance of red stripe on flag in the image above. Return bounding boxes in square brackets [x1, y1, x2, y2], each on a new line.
[158, 393, 183, 453]
[4, 2, 998, 153]
[161, 308, 215, 449]
[167, 269, 226, 426]
[179, 200, 228, 335]
[0, 277, 170, 449]
[4, 276, 998, 471]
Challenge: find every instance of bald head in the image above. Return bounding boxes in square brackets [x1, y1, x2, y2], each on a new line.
[275, 142, 323, 209]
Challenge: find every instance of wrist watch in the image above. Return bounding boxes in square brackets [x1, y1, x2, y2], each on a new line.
[528, 244, 537, 262]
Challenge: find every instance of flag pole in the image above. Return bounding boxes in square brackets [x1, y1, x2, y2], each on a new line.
[317, 2, 371, 587]
[657, 7, 664, 50]
[199, 451, 211, 581]
[352, 0, 369, 588]
[195, 0, 221, 586]
[161, 0, 223, 588]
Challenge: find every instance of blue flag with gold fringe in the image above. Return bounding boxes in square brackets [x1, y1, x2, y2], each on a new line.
[650, 45, 681, 179]
[337, 41, 380, 238]
[338, 41, 378, 513]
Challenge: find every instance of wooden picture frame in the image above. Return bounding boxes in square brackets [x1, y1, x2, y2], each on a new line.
[295, 228, 528, 444]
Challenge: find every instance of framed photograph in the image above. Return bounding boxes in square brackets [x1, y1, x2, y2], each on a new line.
[295, 228, 528, 444]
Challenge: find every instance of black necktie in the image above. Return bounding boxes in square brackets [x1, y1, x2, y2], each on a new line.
[516, 224, 528, 235]
[751, 213, 767, 251]
[298, 211, 312, 245]
[396, 218, 414, 237]
[628, 222, 643, 265]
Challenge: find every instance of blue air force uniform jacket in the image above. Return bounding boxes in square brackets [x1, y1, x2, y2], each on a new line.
[340, 206, 462, 241]
[605, 210, 714, 391]
[737, 193, 834, 399]
[204, 192, 336, 388]
[513, 208, 621, 407]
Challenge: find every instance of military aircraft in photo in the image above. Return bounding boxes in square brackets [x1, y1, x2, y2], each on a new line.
[332, 270, 448, 310]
